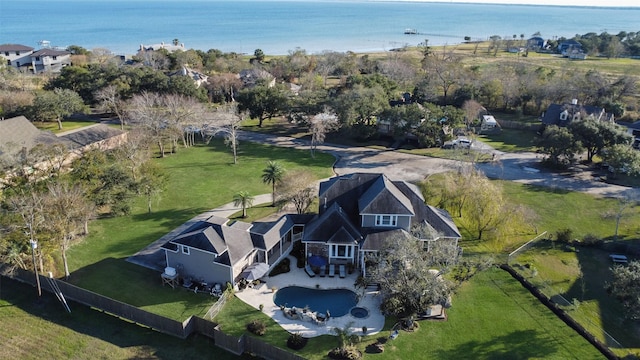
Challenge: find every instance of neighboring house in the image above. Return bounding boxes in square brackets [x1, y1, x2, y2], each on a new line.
[30, 48, 72, 72]
[540, 100, 612, 127]
[161, 214, 309, 286]
[169, 66, 209, 88]
[619, 120, 640, 149]
[0, 43, 71, 73]
[527, 36, 546, 50]
[139, 42, 186, 53]
[304, 173, 461, 274]
[237, 68, 276, 88]
[558, 39, 583, 56]
[160, 172, 461, 286]
[0, 116, 126, 182]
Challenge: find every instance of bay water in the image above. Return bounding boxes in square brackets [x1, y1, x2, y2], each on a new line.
[1, 0, 639, 55]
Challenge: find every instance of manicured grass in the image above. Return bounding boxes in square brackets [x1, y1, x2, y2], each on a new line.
[457, 180, 640, 255]
[66, 139, 335, 319]
[476, 128, 538, 153]
[32, 120, 98, 134]
[0, 277, 236, 360]
[214, 268, 604, 359]
[513, 243, 640, 357]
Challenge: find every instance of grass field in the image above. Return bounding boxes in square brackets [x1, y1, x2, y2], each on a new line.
[0, 277, 237, 360]
[213, 268, 605, 360]
[32, 119, 99, 134]
[66, 138, 335, 319]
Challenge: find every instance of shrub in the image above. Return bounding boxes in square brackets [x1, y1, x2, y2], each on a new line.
[328, 345, 362, 360]
[246, 319, 266, 336]
[555, 228, 573, 243]
[287, 332, 308, 350]
[582, 233, 602, 247]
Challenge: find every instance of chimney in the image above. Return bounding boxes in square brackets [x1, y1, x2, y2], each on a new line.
[571, 99, 578, 105]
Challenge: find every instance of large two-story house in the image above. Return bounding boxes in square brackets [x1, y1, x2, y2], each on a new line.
[303, 173, 461, 274]
[160, 172, 461, 286]
[0, 44, 71, 73]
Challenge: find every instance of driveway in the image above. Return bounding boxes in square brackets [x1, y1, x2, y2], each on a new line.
[239, 131, 638, 199]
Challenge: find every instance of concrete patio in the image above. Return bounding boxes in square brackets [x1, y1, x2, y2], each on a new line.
[235, 256, 385, 338]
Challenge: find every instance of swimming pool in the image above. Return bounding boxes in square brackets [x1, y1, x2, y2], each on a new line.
[274, 286, 358, 317]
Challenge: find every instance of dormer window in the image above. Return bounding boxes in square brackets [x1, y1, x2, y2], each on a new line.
[559, 110, 569, 121]
[572, 113, 580, 121]
[375, 215, 398, 227]
[181, 245, 190, 255]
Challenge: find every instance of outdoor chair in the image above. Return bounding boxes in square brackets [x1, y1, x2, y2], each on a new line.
[329, 264, 336, 277]
[339, 264, 346, 278]
[319, 265, 326, 277]
[305, 263, 316, 277]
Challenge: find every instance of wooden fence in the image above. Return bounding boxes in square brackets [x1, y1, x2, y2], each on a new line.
[3, 267, 305, 360]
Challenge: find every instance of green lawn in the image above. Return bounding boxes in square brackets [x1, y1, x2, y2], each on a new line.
[214, 268, 604, 359]
[476, 128, 538, 153]
[0, 277, 237, 360]
[457, 180, 640, 255]
[32, 119, 99, 134]
[66, 139, 335, 319]
[513, 243, 640, 357]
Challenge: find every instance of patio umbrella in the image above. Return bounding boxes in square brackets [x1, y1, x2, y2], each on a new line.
[241, 262, 269, 281]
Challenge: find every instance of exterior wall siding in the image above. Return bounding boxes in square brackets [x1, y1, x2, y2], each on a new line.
[166, 250, 232, 285]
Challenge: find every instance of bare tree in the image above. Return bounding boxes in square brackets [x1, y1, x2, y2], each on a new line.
[602, 193, 639, 241]
[127, 92, 169, 157]
[205, 73, 242, 103]
[277, 170, 317, 214]
[462, 99, 484, 130]
[205, 104, 246, 164]
[163, 94, 206, 151]
[45, 181, 93, 278]
[7, 190, 47, 273]
[95, 85, 128, 130]
[113, 127, 151, 181]
[309, 112, 339, 158]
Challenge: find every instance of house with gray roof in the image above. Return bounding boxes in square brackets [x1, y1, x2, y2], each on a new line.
[160, 172, 461, 286]
[306, 173, 461, 274]
[0, 43, 71, 73]
[540, 100, 612, 128]
[161, 214, 308, 287]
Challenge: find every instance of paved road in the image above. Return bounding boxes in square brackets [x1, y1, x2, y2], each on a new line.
[239, 131, 638, 199]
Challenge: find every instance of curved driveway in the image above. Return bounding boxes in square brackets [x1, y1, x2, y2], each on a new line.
[239, 131, 638, 199]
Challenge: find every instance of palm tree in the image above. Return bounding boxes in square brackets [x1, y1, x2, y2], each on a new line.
[262, 161, 285, 206]
[233, 191, 254, 218]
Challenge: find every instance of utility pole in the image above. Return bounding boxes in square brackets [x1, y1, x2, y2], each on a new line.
[30, 240, 42, 297]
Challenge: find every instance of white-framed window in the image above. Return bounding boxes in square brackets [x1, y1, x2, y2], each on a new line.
[330, 244, 353, 258]
[375, 215, 398, 227]
[181, 245, 190, 255]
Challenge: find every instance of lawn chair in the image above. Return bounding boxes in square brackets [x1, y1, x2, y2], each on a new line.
[329, 264, 336, 277]
[319, 265, 326, 277]
[305, 263, 316, 277]
[339, 264, 346, 278]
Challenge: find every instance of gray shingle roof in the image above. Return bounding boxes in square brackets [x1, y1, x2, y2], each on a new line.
[0, 116, 62, 160]
[0, 44, 34, 52]
[58, 124, 125, 150]
[358, 175, 414, 215]
[540, 103, 606, 126]
[169, 226, 228, 255]
[303, 203, 361, 243]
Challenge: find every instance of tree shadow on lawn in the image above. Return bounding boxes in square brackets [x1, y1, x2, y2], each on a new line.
[562, 245, 640, 349]
[1, 277, 235, 359]
[433, 329, 558, 359]
[69, 257, 216, 318]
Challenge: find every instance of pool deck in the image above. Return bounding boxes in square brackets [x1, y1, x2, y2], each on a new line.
[235, 256, 385, 338]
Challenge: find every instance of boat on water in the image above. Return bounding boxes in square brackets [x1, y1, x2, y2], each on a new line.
[404, 28, 418, 35]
